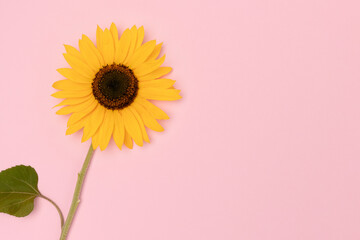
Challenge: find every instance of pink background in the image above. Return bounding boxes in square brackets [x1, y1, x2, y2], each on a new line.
[1, 0, 360, 239]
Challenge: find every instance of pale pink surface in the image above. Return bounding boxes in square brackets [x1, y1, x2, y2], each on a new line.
[1, 0, 360, 239]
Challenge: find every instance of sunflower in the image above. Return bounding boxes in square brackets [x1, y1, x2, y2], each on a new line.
[52, 23, 181, 150]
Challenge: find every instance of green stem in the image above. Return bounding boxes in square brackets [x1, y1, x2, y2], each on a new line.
[60, 144, 95, 240]
[40, 194, 65, 227]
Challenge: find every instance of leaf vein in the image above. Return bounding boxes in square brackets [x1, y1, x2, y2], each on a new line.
[0, 196, 35, 210]
[9, 176, 39, 194]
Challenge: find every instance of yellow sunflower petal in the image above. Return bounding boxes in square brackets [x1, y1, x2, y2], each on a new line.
[110, 23, 119, 53]
[53, 95, 91, 108]
[115, 29, 131, 64]
[63, 53, 95, 79]
[138, 67, 172, 81]
[82, 104, 106, 142]
[96, 25, 104, 51]
[122, 108, 143, 146]
[135, 97, 169, 119]
[67, 102, 98, 126]
[110, 23, 119, 41]
[51, 89, 92, 98]
[100, 28, 115, 65]
[66, 113, 91, 135]
[132, 103, 164, 132]
[56, 97, 96, 115]
[66, 123, 84, 135]
[123, 26, 138, 64]
[91, 128, 101, 149]
[138, 88, 181, 101]
[113, 111, 125, 150]
[135, 26, 144, 50]
[129, 107, 150, 143]
[83, 34, 105, 65]
[124, 130, 133, 149]
[147, 42, 163, 61]
[139, 79, 175, 89]
[98, 110, 115, 151]
[133, 55, 166, 77]
[57, 68, 92, 83]
[64, 45, 83, 60]
[52, 79, 91, 91]
[79, 35, 103, 71]
[128, 40, 156, 69]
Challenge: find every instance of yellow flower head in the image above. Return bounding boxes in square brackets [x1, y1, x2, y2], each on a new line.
[52, 23, 181, 150]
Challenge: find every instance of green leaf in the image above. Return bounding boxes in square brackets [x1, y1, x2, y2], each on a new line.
[0, 165, 40, 217]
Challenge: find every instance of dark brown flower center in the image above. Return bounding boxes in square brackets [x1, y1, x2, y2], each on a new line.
[92, 64, 138, 110]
